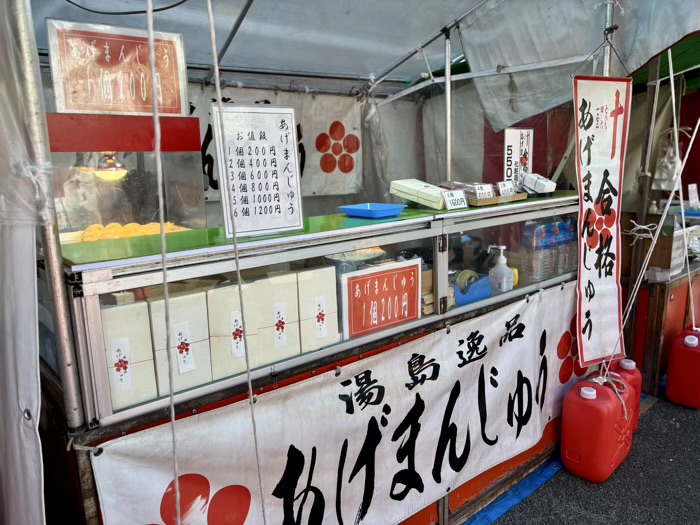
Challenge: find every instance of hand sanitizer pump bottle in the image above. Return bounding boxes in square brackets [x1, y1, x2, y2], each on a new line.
[488, 245, 515, 294]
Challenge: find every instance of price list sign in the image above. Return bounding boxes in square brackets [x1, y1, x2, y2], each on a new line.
[213, 105, 303, 238]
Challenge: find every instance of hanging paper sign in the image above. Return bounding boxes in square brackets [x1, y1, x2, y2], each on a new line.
[341, 259, 421, 339]
[573, 76, 632, 366]
[213, 105, 303, 238]
[688, 184, 699, 210]
[504, 128, 533, 189]
[46, 20, 187, 115]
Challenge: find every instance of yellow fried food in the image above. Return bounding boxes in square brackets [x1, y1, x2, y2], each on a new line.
[99, 232, 121, 240]
[83, 224, 105, 235]
[105, 223, 123, 232]
[81, 230, 103, 242]
[124, 223, 141, 229]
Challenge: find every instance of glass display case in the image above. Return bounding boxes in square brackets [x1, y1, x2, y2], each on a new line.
[40, 190, 578, 425]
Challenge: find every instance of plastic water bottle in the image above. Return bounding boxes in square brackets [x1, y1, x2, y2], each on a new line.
[521, 220, 550, 282]
[544, 218, 559, 279]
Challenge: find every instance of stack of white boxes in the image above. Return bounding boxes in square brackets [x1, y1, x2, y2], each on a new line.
[258, 273, 301, 366]
[206, 281, 261, 380]
[149, 292, 213, 396]
[101, 302, 158, 411]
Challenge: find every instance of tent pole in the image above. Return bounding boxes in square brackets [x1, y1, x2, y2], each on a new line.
[204, 0, 255, 85]
[602, 0, 615, 76]
[11, 0, 84, 430]
[444, 31, 453, 181]
[364, 0, 490, 95]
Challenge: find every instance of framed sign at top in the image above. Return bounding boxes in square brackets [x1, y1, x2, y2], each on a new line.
[47, 19, 187, 115]
[212, 105, 304, 238]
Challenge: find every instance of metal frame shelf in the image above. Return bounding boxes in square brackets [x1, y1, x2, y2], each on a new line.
[49, 192, 580, 426]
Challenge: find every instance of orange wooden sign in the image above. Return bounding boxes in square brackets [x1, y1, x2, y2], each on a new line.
[341, 259, 422, 339]
[47, 20, 187, 115]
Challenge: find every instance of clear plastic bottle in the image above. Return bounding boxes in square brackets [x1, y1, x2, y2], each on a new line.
[564, 217, 579, 272]
[488, 245, 515, 294]
[521, 220, 550, 282]
[544, 217, 559, 280]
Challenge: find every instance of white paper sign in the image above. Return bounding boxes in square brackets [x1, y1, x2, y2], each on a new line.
[443, 190, 469, 210]
[274, 303, 288, 348]
[213, 105, 303, 238]
[231, 310, 245, 358]
[574, 76, 632, 366]
[497, 181, 517, 196]
[689, 184, 699, 210]
[92, 284, 587, 525]
[172, 321, 196, 374]
[110, 337, 132, 392]
[504, 128, 533, 190]
[315, 296, 328, 339]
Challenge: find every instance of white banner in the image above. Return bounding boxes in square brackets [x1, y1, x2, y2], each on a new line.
[190, 87, 362, 200]
[573, 76, 632, 366]
[92, 283, 587, 524]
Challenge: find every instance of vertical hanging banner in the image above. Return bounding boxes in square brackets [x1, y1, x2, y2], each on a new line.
[213, 105, 303, 238]
[573, 76, 632, 366]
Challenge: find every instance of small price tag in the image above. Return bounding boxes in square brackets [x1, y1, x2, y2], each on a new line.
[689, 184, 699, 210]
[497, 181, 517, 197]
[443, 190, 469, 210]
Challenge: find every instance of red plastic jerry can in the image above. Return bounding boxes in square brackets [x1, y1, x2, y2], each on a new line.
[667, 332, 700, 409]
[610, 359, 643, 432]
[561, 379, 634, 483]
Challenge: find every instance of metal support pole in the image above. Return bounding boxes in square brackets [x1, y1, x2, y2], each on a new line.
[602, 1, 615, 77]
[624, 57, 661, 356]
[12, 0, 84, 430]
[204, 0, 255, 85]
[445, 31, 453, 182]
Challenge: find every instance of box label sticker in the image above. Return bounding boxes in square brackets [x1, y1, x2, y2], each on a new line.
[110, 337, 132, 392]
[172, 321, 196, 374]
[274, 303, 288, 348]
[231, 310, 246, 358]
[315, 296, 328, 339]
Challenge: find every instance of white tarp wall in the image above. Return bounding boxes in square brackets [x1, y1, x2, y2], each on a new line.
[0, 0, 47, 523]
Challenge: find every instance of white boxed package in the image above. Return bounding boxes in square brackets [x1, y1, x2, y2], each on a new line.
[390, 179, 445, 210]
[297, 266, 340, 352]
[258, 273, 301, 365]
[101, 302, 157, 411]
[154, 341, 212, 395]
[523, 173, 556, 193]
[149, 292, 212, 394]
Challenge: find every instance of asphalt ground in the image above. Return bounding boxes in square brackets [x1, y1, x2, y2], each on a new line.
[493, 398, 700, 525]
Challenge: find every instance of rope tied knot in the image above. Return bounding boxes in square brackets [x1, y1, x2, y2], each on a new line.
[623, 220, 657, 246]
[588, 374, 629, 421]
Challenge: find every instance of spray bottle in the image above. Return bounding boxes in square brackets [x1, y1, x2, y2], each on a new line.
[488, 245, 515, 294]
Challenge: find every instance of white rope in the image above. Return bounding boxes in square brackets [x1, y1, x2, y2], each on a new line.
[146, 3, 181, 524]
[417, 47, 435, 82]
[622, 220, 657, 246]
[204, 1, 268, 521]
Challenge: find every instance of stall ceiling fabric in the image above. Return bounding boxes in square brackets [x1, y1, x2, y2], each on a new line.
[31, 0, 483, 81]
[462, 0, 700, 131]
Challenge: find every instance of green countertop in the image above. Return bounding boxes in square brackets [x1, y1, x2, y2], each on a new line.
[61, 191, 578, 268]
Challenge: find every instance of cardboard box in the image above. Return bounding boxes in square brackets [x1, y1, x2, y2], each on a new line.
[390, 179, 445, 210]
[101, 302, 157, 411]
[620, 212, 687, 276]
[154, 341, 212, 395]
[297, 266, 340, 353]
[209, 335, 259, 380]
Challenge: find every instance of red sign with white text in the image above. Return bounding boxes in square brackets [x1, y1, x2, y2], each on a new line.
[342, 259, 422, 339]
[47, 20, 187, 115]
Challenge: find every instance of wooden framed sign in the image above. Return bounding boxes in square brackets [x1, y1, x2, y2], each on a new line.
[213, 105, 303, 238]
[341, 259, 421, 339]
[47, 19, 187, 115]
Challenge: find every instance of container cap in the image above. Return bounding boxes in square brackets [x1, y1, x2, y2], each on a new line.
[580, 386, 597, 400]
[685, 335, 699, 348]
[620, 359, 636, 371]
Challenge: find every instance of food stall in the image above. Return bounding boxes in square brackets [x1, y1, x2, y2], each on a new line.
[3, 0, 700, 524]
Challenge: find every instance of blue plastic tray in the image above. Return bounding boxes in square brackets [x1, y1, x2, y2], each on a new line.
[339, 203, 407, 219]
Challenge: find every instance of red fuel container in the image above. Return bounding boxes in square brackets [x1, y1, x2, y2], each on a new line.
[667, 332, 700, 409]
[611, 359, 643, 432]
[561, 380, 633, 483]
